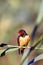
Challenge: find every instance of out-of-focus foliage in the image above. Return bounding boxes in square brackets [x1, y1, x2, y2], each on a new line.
[0, 0, 43, 65]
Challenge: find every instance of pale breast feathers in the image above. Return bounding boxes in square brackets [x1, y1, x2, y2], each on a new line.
[19, 35, 30, 46]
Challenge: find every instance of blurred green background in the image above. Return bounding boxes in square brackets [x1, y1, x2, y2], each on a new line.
[0, 0, 43, 65]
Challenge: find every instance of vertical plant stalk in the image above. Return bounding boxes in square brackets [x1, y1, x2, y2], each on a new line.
[31, 0, 43, 42]
[21, 0, 43, 65]
[21, 35, 43, 65]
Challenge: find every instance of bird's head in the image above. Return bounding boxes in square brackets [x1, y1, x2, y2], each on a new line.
[18, 29, 27, 36]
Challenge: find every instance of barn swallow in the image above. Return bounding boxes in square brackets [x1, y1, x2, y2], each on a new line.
[17, 29, 30, 54]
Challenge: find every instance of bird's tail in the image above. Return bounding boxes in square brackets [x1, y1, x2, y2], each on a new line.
[18, 48, 24, 55]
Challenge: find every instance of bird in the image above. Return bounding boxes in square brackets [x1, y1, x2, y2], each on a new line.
[17, 29, 30, 55]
